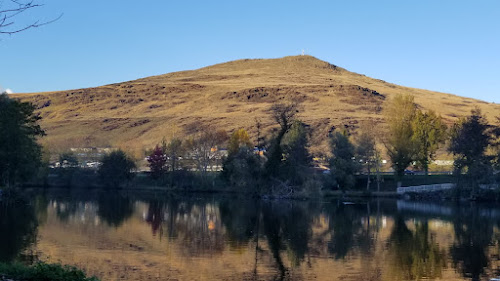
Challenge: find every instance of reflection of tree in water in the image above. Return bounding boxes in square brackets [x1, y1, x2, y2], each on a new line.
[450, 206, 492, 281]
[54, 200, 79, 222]
[145, 199, 165, 236]
[387, 217, 446, 281]
[261, 202, 288, 279]
[144, 198, 225, 256]
[149, 198, 384, 280]
[143, 197, 390, 280]
[326, 203, 362, 259]
[97, 194, 134, 227]
[321, 203, 378, 260]
[145, 198, 319, 279]
[280, 202, 314, 267]
[0, 192, 38, 263]
[34, 194, 49, 225]
[258, 201, 318, 280]
[219, 199, 258, 248]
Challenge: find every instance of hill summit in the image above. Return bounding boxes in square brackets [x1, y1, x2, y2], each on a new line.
[14, 55, 500, 156]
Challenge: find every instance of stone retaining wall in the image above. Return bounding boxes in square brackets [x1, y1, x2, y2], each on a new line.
[397, 183, 455, 194]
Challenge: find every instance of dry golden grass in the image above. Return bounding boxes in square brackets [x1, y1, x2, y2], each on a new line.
[13, 55, 500, 157]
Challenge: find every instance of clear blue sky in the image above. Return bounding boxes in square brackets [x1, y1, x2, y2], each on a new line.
[1, 0, 499, 103]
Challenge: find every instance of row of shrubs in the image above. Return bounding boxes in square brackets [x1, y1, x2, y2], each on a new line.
[0, 262, 98, 281]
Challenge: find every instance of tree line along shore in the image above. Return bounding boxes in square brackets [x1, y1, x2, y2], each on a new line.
[1, 92, 499, 199]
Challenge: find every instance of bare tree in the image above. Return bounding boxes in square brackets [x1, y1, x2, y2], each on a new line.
[355, 132, 376, 191]
[0, 0, 61, 35]
[189, 129, 228, 178]
[270, 102, 298, 132]
[264, 102, 299, 179]
[255, 118, 263, 150]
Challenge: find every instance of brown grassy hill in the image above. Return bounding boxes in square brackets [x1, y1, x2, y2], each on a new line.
[13, 55, 500, 158]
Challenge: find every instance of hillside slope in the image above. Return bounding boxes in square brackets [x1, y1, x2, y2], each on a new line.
[13, 55, 500, 157]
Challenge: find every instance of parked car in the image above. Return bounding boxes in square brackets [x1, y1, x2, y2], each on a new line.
[404, 169, 415, 175]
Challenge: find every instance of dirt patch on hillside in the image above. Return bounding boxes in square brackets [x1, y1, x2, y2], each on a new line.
[222, 87, 314, 103]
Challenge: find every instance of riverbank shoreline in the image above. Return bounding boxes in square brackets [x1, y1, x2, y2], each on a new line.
[6, 179, 500, 202]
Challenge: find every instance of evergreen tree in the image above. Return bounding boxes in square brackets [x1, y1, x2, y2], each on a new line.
[449, 109, 493, 190]
[329, 131, 359, 191]
[281, 120, 312, 185]
[0, 93, 45, 186]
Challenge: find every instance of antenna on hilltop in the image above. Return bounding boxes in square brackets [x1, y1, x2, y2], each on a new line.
[301, 49, 305, 56]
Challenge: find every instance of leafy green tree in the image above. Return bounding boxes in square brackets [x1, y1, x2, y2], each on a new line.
[0, 93, 45, 187]
[384, 94, 418, 179]
[98, 150, 136, 188]
[412, 110, 447, 175]
[222, 129, 260, 189]
[355, 132, 376, 190]
[281, 120, 312, 185]
[222, 147, 261, 189]
[329, 131, 359, 190]
[449, 109, 493, 191]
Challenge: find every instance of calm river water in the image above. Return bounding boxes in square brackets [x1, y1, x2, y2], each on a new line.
[2, 189, 500, 281]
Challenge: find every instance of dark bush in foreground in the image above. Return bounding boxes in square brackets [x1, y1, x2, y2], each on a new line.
[0, 262, 98, 281]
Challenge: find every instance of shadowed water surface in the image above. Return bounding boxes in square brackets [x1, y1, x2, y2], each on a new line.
[2, 189, 500, 281]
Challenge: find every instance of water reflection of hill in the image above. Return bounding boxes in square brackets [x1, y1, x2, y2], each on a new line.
[7, 190, 500, 280]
